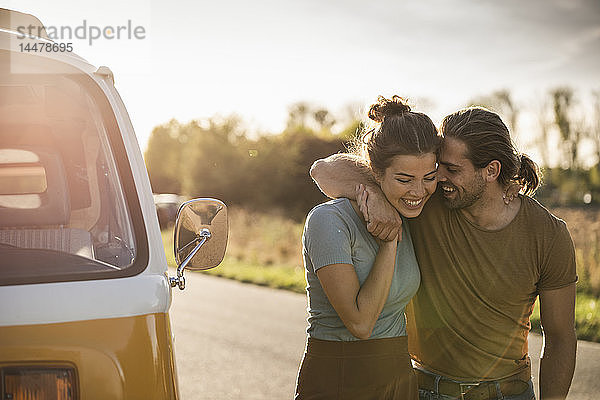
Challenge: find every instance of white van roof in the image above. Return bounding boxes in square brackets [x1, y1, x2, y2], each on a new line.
[0, 8, 50, 40]
[0, 9, 99, 76]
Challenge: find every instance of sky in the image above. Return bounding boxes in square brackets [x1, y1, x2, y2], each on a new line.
[2, 0, 600, 160]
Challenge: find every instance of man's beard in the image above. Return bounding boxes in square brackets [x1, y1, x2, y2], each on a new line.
[443, 174, 485, 209]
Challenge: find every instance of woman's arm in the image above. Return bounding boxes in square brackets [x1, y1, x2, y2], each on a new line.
[316, 238, 397, 340]
[312, 189, 398, 340]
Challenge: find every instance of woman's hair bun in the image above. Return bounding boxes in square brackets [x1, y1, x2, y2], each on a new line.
[368, 95, 411, 123]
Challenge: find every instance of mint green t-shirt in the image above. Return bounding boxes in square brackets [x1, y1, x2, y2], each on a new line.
[303, 198, 421, 341]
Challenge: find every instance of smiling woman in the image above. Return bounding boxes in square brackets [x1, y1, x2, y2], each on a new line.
[377, 153, 438, 218]
[295, 95, 441, 400]
[355, 96, 441, 219]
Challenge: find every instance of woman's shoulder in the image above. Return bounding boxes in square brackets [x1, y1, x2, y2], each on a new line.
[307, 198, 352, 218]
[304, 199, 356, 243]
[305, 198, 356, 230]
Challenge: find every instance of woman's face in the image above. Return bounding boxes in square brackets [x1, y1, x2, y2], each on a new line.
[377, 153, 438, 218]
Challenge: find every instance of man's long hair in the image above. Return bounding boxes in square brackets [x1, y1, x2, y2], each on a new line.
[440, 107, 540, 196]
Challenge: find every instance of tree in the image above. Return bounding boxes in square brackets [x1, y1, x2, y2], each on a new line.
[590, 91, 600, 166]
[144, 119, 185, 193]
[286, 102, 310, 129]
[533, 99, 552, 167]
[551, 87, 582, 169]
[313, 108, 335, 132]
[470, 89, 519, 135]
[181, 116, 248, 202]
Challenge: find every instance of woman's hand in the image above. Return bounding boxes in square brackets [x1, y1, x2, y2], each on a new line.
[356, 184, 402, 242]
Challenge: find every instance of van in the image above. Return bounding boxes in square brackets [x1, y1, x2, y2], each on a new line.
[0, 9, 228, 399]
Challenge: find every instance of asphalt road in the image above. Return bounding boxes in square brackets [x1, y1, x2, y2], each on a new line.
[170, 273, 600, 400]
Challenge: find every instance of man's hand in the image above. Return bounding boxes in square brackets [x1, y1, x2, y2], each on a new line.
[356, 184, 402, 242]
[503, 181, 523, 204]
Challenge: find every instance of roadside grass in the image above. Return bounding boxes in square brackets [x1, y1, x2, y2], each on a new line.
[551, 207, 600, 297]
[161, 210, 305, 294]
[202, 259, 305, 293]
[162, 205, 600, 342]
[530, 290, 600, 342]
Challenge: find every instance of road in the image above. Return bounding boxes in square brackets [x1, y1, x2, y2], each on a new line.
[170, 273, 600, 400]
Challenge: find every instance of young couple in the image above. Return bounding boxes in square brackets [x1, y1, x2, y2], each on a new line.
[295, 96, 577, 400]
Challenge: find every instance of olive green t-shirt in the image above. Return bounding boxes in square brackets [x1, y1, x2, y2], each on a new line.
[407, 191, 577, 380]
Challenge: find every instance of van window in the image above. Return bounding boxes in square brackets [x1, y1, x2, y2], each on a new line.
[0, 50, 147, 285]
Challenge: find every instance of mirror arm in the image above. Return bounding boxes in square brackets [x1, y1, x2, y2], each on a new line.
[178, 237, 199, 254]
[169, 228, 212, 290]
[178, 229, 211, 271]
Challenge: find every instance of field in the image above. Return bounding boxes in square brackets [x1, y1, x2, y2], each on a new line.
[162, 205, 600, 342]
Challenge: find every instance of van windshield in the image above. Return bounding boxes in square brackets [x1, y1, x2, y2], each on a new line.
[0, 50, 144, 285]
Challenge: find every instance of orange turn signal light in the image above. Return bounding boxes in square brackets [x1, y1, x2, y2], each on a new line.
[2, 366, 77, 400]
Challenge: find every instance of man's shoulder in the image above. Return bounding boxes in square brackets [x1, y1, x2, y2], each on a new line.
[520, 195, 569, 233]
[417, 189, 446, 217]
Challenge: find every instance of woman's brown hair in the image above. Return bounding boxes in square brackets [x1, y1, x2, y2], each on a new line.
[352, 95, 441, 176]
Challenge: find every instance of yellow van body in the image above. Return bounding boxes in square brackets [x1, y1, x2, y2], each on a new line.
[0, 9, 210, 399]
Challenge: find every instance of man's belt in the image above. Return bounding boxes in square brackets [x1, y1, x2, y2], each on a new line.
[415, 367, 531, 400]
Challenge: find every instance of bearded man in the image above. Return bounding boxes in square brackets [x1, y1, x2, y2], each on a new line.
[310, 107, 577, 400]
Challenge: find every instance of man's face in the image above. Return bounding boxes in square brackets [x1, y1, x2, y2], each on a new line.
[438, 138, 486, 209]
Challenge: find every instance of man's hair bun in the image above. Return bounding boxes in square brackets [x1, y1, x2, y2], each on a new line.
[368, 95, 411, 123]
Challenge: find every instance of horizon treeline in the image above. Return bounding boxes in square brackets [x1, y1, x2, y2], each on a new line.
[145, 87, 600, 219]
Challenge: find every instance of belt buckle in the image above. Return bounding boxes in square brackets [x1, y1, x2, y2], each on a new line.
[459, 381, 480, 400]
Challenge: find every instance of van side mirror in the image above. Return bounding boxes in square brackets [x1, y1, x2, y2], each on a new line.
[169, 199, 228, 290]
